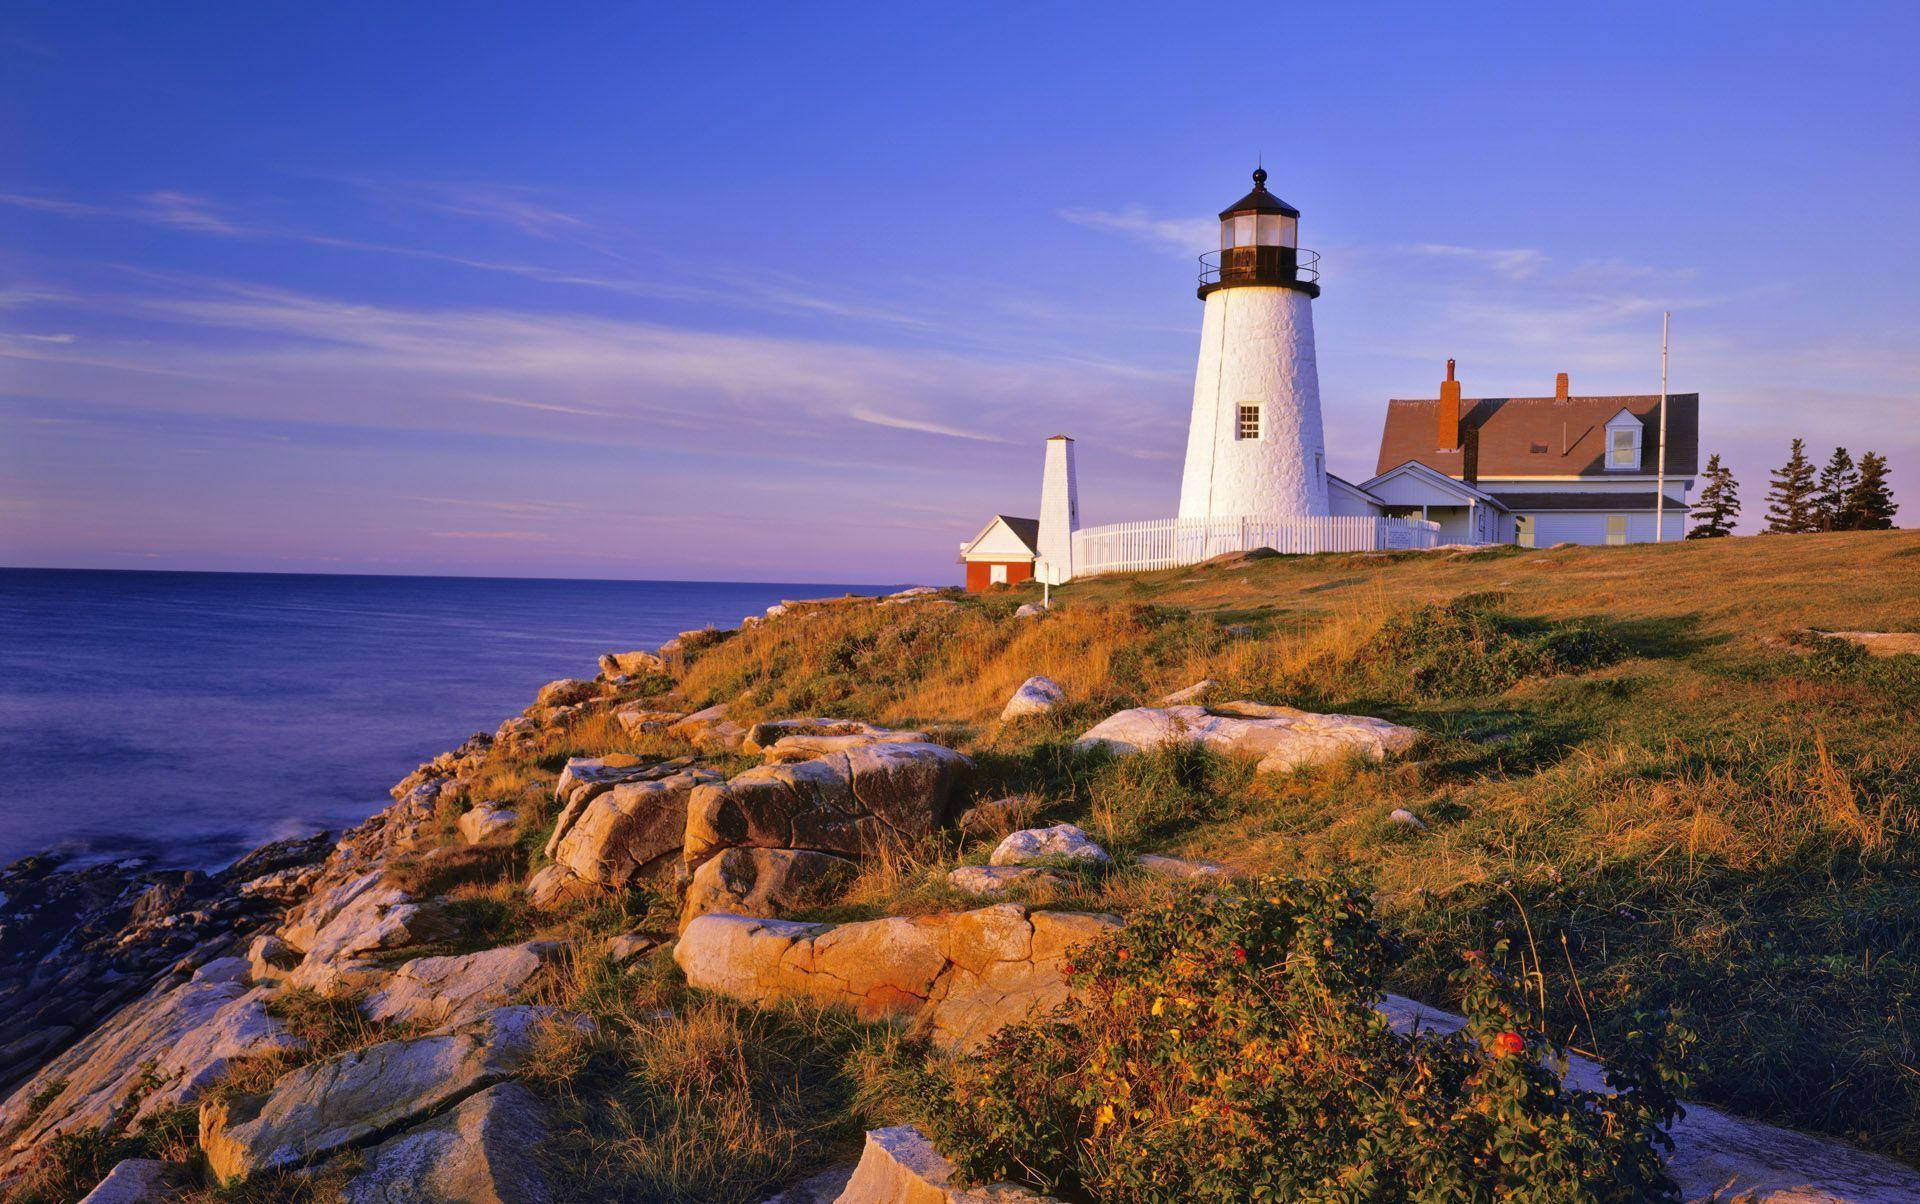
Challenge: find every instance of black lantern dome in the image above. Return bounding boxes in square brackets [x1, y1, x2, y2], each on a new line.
[1199, 167, 1320, 299]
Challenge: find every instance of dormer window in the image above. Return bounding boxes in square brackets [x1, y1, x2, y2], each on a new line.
[1604, 410, 1643, 471]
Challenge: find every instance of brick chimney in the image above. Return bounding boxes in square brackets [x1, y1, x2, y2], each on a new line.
[1437, 358, 1461, 450]
[1555, 371, 1569, 401]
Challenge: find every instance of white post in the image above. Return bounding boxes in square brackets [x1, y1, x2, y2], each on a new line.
[1656, 311, 1670, 542]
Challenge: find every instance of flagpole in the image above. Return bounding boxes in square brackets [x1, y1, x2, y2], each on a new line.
[1655, 312, 1670, 542]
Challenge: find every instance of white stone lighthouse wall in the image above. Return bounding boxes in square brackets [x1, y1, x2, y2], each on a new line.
[1176, 286, 1329, 519]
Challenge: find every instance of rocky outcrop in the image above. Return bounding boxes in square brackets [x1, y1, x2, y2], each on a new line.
[1159, 679, 1213, 704]
[78, 1158, 178, 1203]
[683, 743, 974, 874]
[680, 848, 858, 930]
[544, 755, 699, 862]
[833, 1125, 1057, 1203]
[1075, 701, 1420, 772]
[533, 678, 597, 708]
[549, 766, 724, 887]
[675, 904, 1118, 1053]
[457, 804, 517, 845]
[744, 719, 930, 763]
[279, 870, 441, 992]
[362, 942, 562, 1028]
[0, 959, 300, 1172]
[198, 1005, 561, 1184]
[523, 864, 599, 911]
[999, 676, 1065, 720]
[668, 704, 748, 753]
[989, 825, 1109, 869]
[599, 650, 667, 678]
[0, 831, 329, 1095]
[614, 706, 686, 738]
[340, 1080, 555, 1204]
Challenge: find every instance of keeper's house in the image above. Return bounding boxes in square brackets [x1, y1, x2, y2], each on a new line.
[1365, 363, 1698, 547]
[957, 515, 1039, 591]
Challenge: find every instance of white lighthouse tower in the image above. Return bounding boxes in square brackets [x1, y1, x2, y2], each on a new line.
[1176, 168, 1329, 520]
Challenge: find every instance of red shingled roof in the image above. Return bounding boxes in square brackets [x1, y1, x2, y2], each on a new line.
[1375, 393, 1699, 481]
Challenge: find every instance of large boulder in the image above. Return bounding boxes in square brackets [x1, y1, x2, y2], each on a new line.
[279, 871, 439, 991]
[533, 678, 596, 708]
[524, 864, 599, 911]
[990, 824, 1110, 868]
[362, 941, 563, 1028]
[198, 1006, 559, 1184]
[834, 1125, 1058, 1203]
[680, 848, 859, 930]
[1075, 701, 1420, 773]
[675, 904, 1118, 1053]
[999, 676, 1065, 720]
[947, 866, 1066, 898]
[599, 649, 666, 678]
[457, 804, 517, 845]
[545, 756, 698, 861]
[683, 743, 973, 874]
[341, 1081, 554, 1204]
[550, 767, 724, 886]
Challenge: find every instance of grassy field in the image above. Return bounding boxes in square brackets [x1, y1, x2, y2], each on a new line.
[659, 529, 1920, 1166]
[26, 530, 1907, 1203]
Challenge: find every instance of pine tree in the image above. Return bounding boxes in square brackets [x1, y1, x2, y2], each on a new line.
[1840, 451, 1899, 530]
[1687, 453, 1740, 538]
[1814, 447, 1857, 531]
[1764, 438, 1819, 533]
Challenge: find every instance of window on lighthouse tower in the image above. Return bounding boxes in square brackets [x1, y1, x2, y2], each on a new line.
[1237, 404, 1263, 440]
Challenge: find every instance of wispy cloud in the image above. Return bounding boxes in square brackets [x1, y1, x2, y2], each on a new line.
[848, 407, 1015, 444]
[1404, 243, 1549, 282]
[1059, 207, 1215, 255]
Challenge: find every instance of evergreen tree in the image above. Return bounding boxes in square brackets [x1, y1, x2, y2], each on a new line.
[1840, 451, 1899, 530]
[1687, 453, 1740, 538]
[1764, 438, 1819, 533]
[1814, 447, 1857, 531]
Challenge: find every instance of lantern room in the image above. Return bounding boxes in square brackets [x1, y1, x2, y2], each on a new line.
[1199, 167, 1320, 299]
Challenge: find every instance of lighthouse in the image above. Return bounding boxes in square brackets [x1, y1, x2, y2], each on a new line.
[1175, 168, 1330, 520]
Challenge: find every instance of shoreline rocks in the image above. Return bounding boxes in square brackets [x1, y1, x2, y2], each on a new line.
[1075, 701, 1420, 772]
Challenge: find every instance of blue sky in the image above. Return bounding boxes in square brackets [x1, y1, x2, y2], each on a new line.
[3, 2, 1915, 583]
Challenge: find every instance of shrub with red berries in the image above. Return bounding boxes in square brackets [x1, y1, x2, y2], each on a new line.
[922, 874, 1691, 1202]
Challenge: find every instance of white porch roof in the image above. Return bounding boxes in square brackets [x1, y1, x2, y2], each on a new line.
[1360, 461, 1511, 511]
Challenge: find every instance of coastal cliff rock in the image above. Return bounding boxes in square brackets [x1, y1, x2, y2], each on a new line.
[0, 830, 330, 1096]
[674, 904, 1118, 1053]
[680, 848, 858, 930]
[0, 957, 300, 1171]
[340, 1080, 555, 1204]
[362, 941, 564, 1028]
[198, 1005, 564, 1184]
[549, 766, 723, 887]
[683, 742, 973, 874]
[1075, 700, 1421, 771]
[599, 649, 667, 678]
[668, 703, 748, 752]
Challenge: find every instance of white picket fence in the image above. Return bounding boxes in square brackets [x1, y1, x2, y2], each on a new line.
[1067, 515, 1442, 579]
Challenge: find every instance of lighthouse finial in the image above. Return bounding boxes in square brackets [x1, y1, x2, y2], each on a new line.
[1252, 165, 1268, 188]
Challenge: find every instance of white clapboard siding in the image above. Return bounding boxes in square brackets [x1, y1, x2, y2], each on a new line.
[1069, 515, 1441, 579]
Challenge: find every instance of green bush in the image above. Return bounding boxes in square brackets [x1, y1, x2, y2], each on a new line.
[1364, 603, 1624, 699]
[924, 875, 1689, 1203]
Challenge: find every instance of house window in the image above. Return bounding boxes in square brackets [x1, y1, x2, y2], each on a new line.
[1237, 404, 1262, 440]
[989, 563, 1009, 585]
[1605, 413, 1643, 471]
[1605, 514, 1628, 546]
[1516, 515, 1535, 549]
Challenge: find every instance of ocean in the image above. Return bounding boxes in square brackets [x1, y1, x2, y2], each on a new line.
[0, 568, 895, 871]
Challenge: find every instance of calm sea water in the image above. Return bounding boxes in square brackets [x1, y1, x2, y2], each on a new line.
[0, 568, 895, 871]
